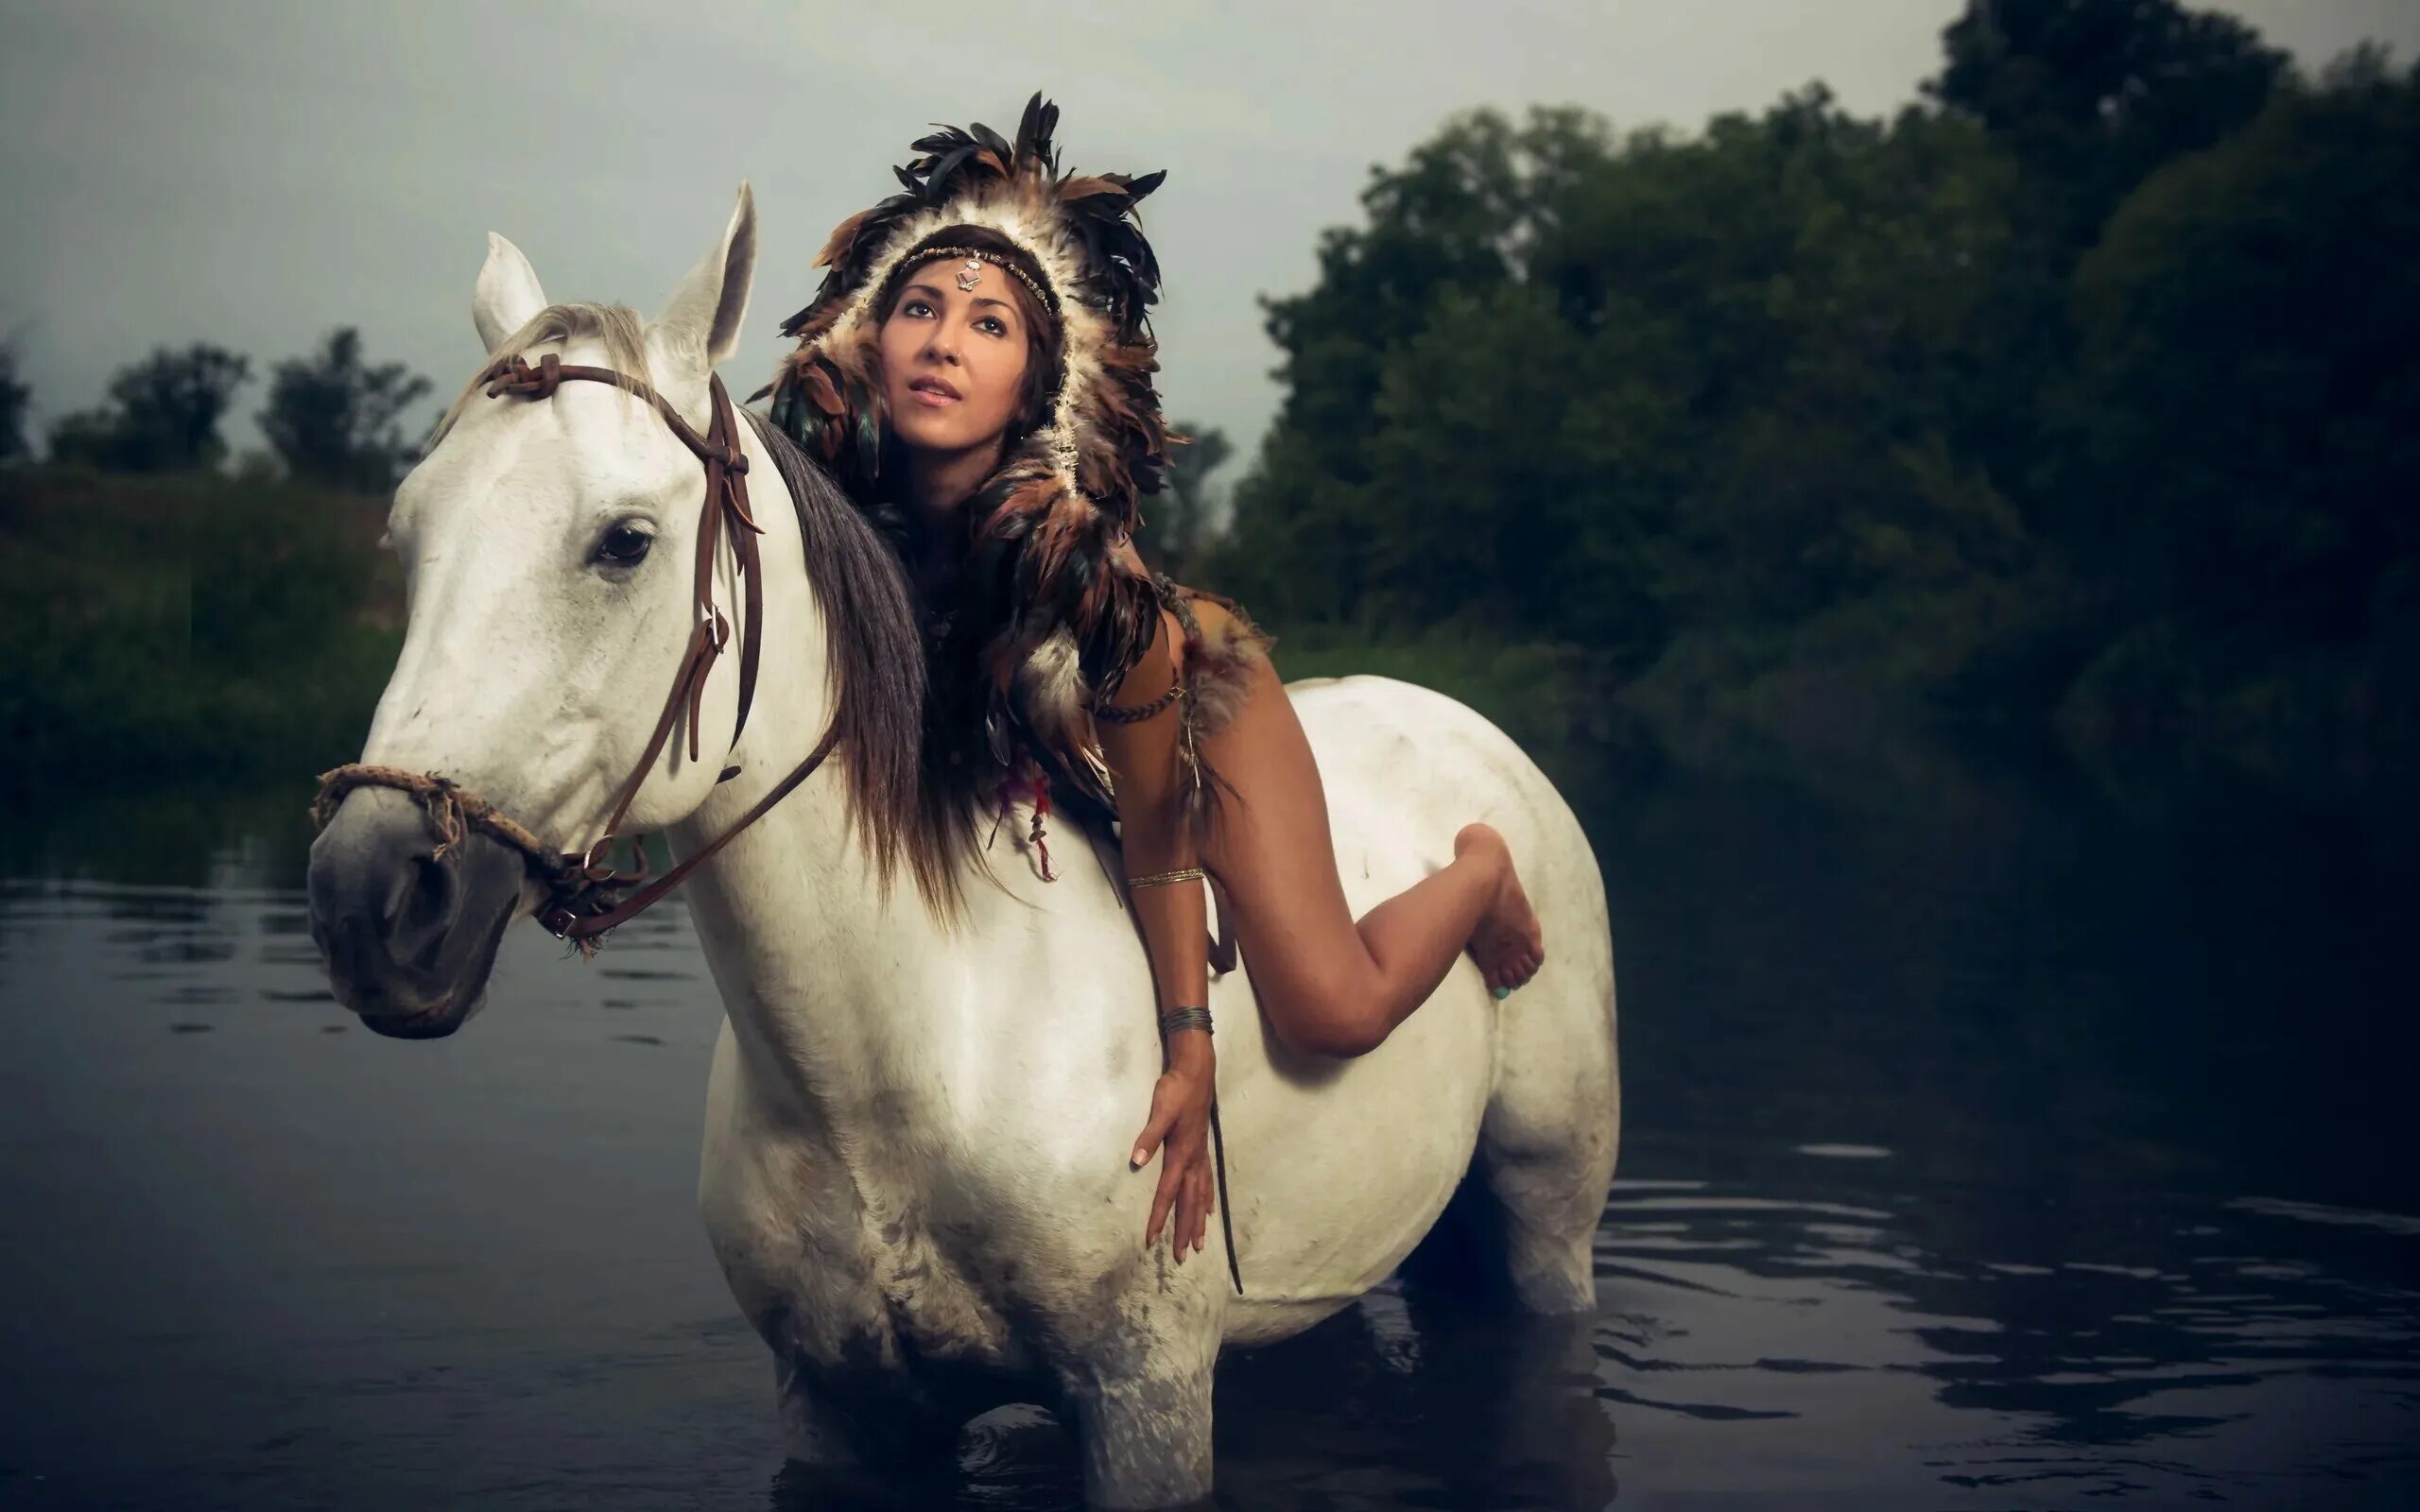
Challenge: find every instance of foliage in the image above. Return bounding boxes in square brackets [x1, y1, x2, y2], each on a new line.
[18, 0, 2414, 790]
[1928, 0, 2286, 236]
[0, 342, 27, 464]
[2056, 49, 2420, 643]
[258, 327, 434, 492]
[1201, 0, 2418, 767]
[0, 466, 401, 783]
[47, 343, 251, 472]
[1133, 421, 1233, 578]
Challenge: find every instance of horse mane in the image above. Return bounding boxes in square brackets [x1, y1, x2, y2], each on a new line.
[740, 405, 1016, 930]
[424, 301, 1009, 929]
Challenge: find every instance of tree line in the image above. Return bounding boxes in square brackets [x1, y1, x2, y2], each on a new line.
[1196, 0, 2417, 753]
[9, 0, 2411, 768]
[0, 326, 1240, 552]
[0, 328, 431, 492]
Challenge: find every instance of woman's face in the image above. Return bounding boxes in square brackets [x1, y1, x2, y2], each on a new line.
[877, 254, 1033, 457]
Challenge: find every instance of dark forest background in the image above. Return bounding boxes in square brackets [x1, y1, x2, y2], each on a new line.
[6, 0, 2413, 798]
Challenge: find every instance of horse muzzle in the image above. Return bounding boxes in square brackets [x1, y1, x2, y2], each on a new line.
[306, 786, 527, 1037]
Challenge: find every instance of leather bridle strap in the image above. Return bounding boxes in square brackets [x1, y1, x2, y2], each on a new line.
[315, 352, 838, 951]
[539, 715, 844, 939]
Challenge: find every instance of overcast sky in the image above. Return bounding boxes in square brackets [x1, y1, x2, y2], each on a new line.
[4, 0, 2411, 476]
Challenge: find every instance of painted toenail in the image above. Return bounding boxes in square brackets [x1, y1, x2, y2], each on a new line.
[1493, 986, 1510, 1000]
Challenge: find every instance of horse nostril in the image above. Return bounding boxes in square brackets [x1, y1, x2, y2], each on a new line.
[411, 851, 452, 915]
[393, 851, 461, 970]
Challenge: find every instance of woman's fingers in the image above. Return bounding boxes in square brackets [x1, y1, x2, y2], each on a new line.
[1181, 1165, 1196, 1257]
[1135, 1070, 1222, 1262]
[1149, 1143, 1184, 1248]
[1154, 1136, 1208, 1260]
[1181, 1168, 1198, 1257]
[1131, 1090, 1177, 1172]
[1179, 1160, 1204, 1262]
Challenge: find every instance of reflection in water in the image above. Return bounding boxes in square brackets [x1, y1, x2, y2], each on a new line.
[0, 753, 2413, 1510]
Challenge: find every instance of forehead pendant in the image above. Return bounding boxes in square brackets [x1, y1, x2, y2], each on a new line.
[957, 257, 984, 293]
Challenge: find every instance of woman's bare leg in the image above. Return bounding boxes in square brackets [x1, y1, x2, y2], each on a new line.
[1188, 604, 1545, 1058]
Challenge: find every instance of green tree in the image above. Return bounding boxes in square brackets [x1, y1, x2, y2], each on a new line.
[1211, 107, 1622, 629]
[0, 342, 27, 464]
[1215, 93, 2037, 680]
[1927, 0, 2286, 236]
[2056, 49, 2420, 642]
[258, 327, 434, 493]
[48, 343, 251, 472]
[1132, 421, 1233, 578]
[1208, 3, 2408, 758]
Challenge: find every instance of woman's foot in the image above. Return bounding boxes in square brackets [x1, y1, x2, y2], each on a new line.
[1456, 822, 1545, 995]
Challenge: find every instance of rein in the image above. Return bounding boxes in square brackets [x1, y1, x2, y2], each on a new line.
[312, 352, 841, 952]
[316, 350, 1245, 1294]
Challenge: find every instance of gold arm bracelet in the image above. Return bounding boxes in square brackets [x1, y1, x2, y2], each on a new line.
[1126, 866, 1206, 891]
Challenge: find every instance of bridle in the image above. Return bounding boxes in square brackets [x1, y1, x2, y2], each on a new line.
[311, 352, 842, 951]
[319, 350, 1247, 1296]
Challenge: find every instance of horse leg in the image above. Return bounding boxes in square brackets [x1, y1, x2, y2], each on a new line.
[772, 1355, 964, 1496]
[1053, 1314, 1218, 1511]
[1473, 811, 1619, 1314]
[774, 1355, 864, 1467]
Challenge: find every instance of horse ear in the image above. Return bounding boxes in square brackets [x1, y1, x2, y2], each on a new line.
[474, 233, 548, 354]
[653, 181, 757, 375]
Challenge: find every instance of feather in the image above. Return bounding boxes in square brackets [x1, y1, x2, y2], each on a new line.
[769, 93, 1188, 836]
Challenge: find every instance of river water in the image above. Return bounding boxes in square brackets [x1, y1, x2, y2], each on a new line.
[2, 747, 2413, 1510]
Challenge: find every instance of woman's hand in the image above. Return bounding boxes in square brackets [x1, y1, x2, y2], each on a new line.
[1129, 1030, 1215, 1262]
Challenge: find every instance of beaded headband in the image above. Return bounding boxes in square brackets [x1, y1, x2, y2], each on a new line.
[764, 94, 1177, 832]
[766, 94, 1170, 527]
[878, 244, 1060, 319]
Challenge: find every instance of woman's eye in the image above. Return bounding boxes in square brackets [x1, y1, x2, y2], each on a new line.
[903, 299, 934, 318]
[596, 524, 653, 566]
[977, 317, 1007, 337]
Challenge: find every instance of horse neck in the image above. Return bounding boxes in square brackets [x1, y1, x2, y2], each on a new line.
[661, 419, 964, 1125]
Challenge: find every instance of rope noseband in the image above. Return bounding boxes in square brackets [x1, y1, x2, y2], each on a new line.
[313, 352, 839, 953]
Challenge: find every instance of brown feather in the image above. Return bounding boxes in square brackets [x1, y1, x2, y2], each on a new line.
[813, 209, 878, 275]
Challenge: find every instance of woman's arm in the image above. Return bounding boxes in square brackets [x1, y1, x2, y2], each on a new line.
[1093, 600, 1218, 1263]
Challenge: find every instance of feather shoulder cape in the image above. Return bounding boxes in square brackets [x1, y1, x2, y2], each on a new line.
[760, 93, 1174, 820]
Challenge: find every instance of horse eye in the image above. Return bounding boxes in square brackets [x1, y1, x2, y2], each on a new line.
[596, 524, 654, 566]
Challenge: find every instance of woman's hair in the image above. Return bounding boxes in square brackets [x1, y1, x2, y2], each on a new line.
[845, 225, 1104, 869]
[759, 99, 1183, 892]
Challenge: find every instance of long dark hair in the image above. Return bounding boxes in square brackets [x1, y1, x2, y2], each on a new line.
[760, 97, 1182, 886]
[850, 225, 1108, 877]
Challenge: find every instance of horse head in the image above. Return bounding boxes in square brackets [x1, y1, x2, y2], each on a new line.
[308, 186, 764, 1038]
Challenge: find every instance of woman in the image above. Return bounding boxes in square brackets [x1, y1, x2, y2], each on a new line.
[764, 95, 1545, 1278]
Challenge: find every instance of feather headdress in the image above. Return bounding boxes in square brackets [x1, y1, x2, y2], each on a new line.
[762, 93, 1174, 814]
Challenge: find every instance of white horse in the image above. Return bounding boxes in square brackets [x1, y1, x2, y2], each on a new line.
[306, 184, 1621, 1510]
